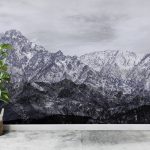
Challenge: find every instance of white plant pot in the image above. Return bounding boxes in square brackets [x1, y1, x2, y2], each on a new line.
[0, 108, 4, 135]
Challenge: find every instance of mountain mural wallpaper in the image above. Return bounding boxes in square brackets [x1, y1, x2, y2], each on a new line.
[0, 0, 150, 124]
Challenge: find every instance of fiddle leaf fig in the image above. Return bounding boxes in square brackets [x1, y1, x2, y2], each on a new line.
[0, 44, 13, 50]
[0, 90, 9, 103]
[0, 43, 13, 103]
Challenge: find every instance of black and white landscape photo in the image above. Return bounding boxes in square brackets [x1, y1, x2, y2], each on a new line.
[0, 0, 150, 124]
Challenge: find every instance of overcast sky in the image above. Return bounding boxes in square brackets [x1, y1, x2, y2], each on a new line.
[0, 0, 150, 56]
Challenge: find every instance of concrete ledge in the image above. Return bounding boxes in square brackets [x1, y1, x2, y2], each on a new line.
[4, 124, 150, 131]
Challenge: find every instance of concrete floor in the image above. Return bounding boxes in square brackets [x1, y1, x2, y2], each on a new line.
[0, 131, 150, 150]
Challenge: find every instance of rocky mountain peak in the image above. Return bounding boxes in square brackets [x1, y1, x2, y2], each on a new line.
[55, 50, 63, 56]
[4, 29, 29, 43]
[0, 29, 149, 93]
[0, 30, 30, 52]
[0, 30, 150, 124]
[80, 50, 141, 72]
[5, 29, 23, 37]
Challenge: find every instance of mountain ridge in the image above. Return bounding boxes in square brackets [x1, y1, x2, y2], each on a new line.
[0, 29, 128, 92]
[0, 29, 150, 123]
[0, 29, 149, 93]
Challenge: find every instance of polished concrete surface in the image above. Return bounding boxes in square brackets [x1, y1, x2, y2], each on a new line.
[0, 131, 150, 150]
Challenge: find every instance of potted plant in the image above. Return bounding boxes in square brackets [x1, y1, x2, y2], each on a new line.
[0, 108, 4, 135]
[0, 44, 12, 135]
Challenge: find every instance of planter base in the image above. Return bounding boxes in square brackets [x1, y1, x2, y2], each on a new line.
[0, 121, 3, 135]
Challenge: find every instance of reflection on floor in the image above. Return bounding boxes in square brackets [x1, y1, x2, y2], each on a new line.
[0, 131, 150, 150]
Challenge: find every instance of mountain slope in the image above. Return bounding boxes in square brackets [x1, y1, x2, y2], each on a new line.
[0, 29, 150, 124]
[80, 50, 143, 77]
[0, 29, 149, 93]
[0, 29, 129, 92]
[5, 79, 150, 123]
[0, 30, 100, 87]
[5, 79, 109, 123]
[80, 50, 146, 92]
[127, 54, 150, 91]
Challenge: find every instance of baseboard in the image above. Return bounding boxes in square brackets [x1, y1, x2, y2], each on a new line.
[4, 124, 150, 131]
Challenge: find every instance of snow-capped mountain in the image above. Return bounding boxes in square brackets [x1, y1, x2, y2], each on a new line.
[127, 54, 150, 91]
[0, 29, 150, 124]
[0, 29, 149, 94]
[80, 50, 143, 78]
[0, 30, 103, 89]
[80, 50, 148, 93]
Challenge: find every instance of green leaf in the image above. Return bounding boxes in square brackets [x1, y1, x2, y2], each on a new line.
[2, 72, 10, 81]
[0, 43, 12, 104]
[0, 51, 8, 57]
[0, 60, 3, 66]
[0, 44, 13, 50]
[0, 72, 10, 82]
[0, 90, 9, 103]
[0, 59, 6, 66]
[0, 64, 8, 71]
